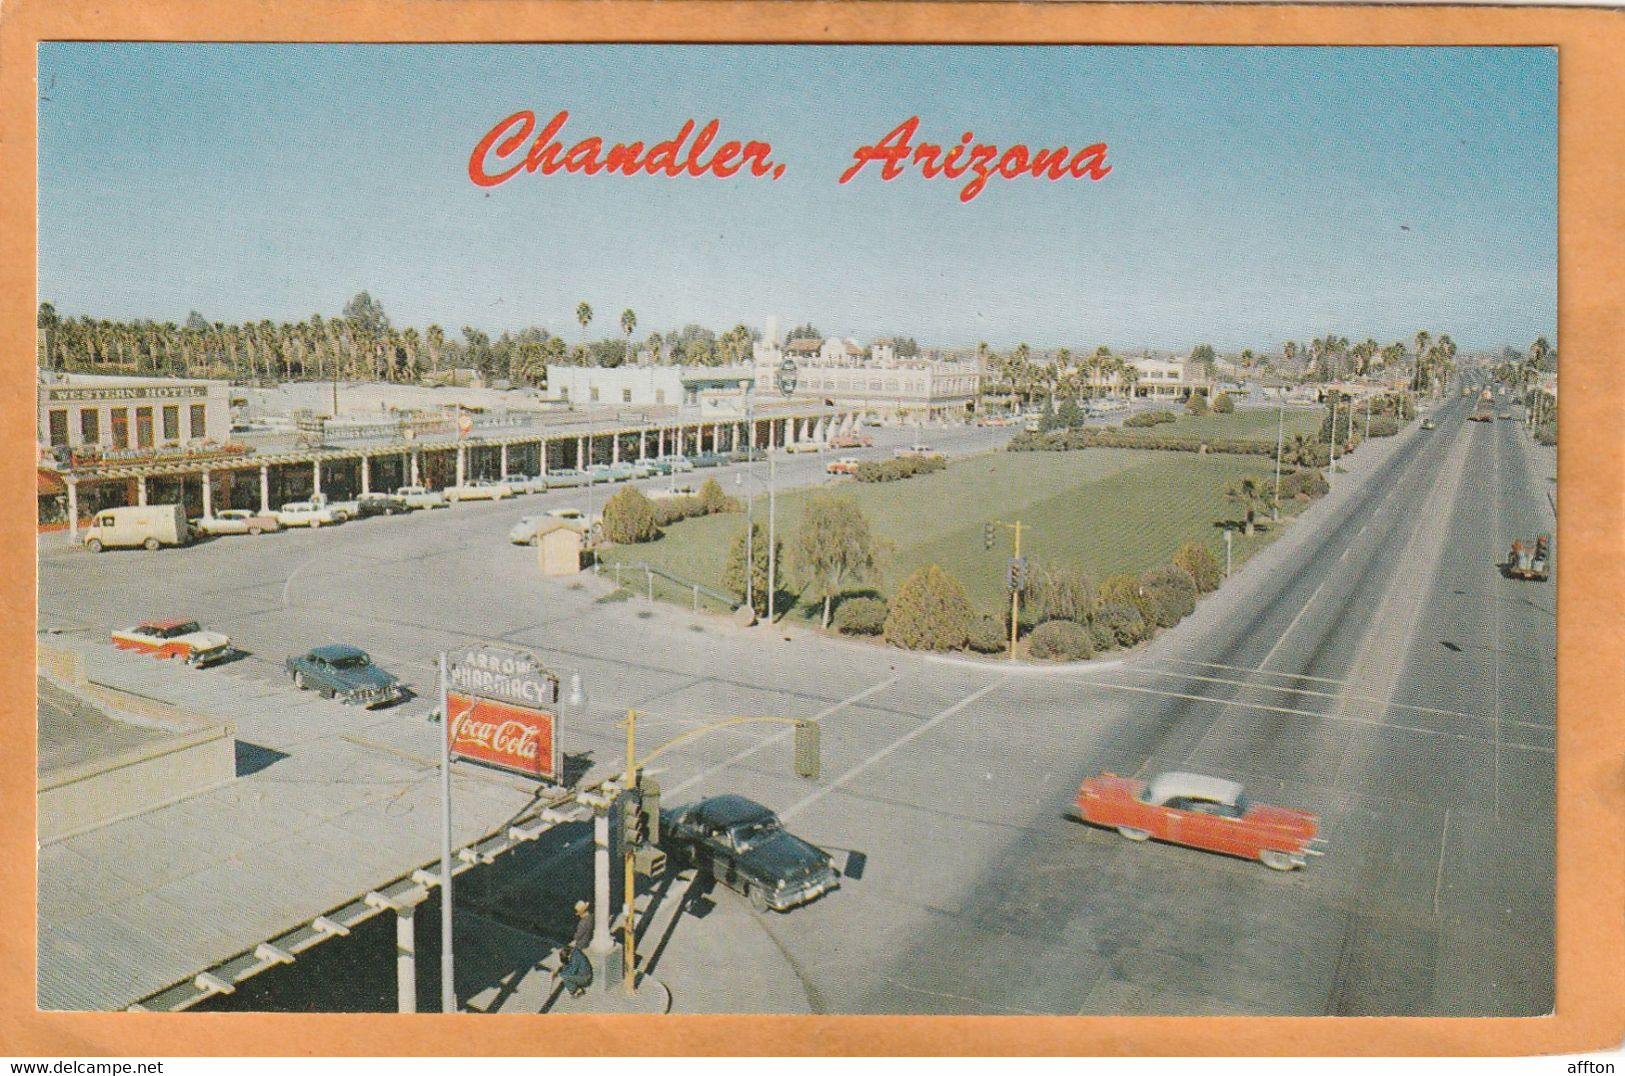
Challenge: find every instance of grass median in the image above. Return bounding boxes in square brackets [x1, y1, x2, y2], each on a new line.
[597, 444, 1312, 621]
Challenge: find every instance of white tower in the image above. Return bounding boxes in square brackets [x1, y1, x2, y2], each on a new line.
[766, 315, 780, 347]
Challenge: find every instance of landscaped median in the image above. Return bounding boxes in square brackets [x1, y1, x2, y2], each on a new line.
[594, 431, 1337, 660]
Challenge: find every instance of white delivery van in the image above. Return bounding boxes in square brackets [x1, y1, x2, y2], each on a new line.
[83, 505, 192, 552]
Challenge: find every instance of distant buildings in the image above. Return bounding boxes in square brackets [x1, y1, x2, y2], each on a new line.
[753, 328, 977, 423]
[543, 364, 756, 415]
[37, 371, 232, 456]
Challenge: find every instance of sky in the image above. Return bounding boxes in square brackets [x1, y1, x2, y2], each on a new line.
[37, 44, 1556, 353]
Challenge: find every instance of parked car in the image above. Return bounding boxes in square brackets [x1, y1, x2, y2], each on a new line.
[396, 485, 448, 509]
[895, 444, 941, 459]
[500, 474, 547, 495]
[662, 794, 840, 912]
[313, 494, 362, 522]
[447, 478, 514, 502]
[193, 509, 280, 536]
[543, 468, 589, 489]
[83, 504, 192, 552]
[729, 447, 767, 463]
[689, 451, 731, 468]
[355, 491, 410, 517]
[826, 457, 861, 476]
[285, 644, 403, 707]
[648, 484, 698, 500]
[510, 507, 597, 544]
[626, 460, 658, 479]
[275, 501, 340, 528]
[1421, 418, 1436, 430]
[1074, 770, 1326, 871]
[828, 434, 872, 449]
[653, 454, 695, 474]
[111, 618, 235, 667]
[783, 441, 826, 455]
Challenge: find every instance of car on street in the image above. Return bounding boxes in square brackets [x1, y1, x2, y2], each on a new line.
[895, 444, 941, 459]
[1421, 419, 1436, 430]
[661, 794, 840, 912]
[648, 484, 698, 500]
[396, 485, 448, 509]
[275, 501, 340, 528]
[826, 457, 861, 476]
[355, 491, 410, 516]
[112, 618, 236, 666]
[447, 478, 514, 502]
[285, 644, 404, 707]
[1075, 770, 1326, 871]
[509, 507, 597, 544]
[828, 434, 872, 449]
[193, 509, 280, 536]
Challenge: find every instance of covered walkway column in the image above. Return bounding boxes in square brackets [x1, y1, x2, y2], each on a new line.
[499, 444, 509, 479]
[259, 465, 270, 513]
[576, 436, 585, 470]
[611, 435, 620, 465]
[361, 456, 371, 495]
[136, 476, 148, 506]
[658, 427, 666, 456]
[455, 445, 466, 488]
[410, 450, 420, 486]
[365, 889, 428, 1014]
[65, 478, 78, 544]
[201, 470, 213, 518]
[639, 430, 648, 460]
[312, 459, 322, 498]
[538, 439, 549, 476]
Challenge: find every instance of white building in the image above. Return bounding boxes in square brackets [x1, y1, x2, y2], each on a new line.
[544, 364, 756, 415]
[1125, 356, 1209, 399]
[37, 371, 232, 456]
[752, 330, 977, 423]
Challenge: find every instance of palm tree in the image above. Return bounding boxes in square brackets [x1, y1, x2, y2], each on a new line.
[1413, 330, 1431, 392]
[1282, 340, 1298, 373]
[576, 302, 593, 346]
[1226, 476, 1267, 536]
[37, 302, 60, 370]
[1091, 345, 1112, 399]
[620, 308, 637, 364]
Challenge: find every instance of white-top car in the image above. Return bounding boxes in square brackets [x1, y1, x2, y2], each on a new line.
[509, 507, 597, 544]
[396, 486, 448, 510]
[504, 474, 549, 495]
[447, 478, 514, 502]
[275, 501, 340, 528]
[193, 509, 281, 536]
[653, 455, 695, 473]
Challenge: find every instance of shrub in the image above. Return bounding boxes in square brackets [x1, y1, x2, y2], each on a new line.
[832, 596, 888, 636]
[1097, 573, 1142, 610]
[1089, 619, 1118, 653]
[1139, 565, 1197, 628]
[1174, 540, 1222, 593]
[856, 456, 947, 482]
[652, 495, 702, 527]
[722, 522, 777, 615]
[1365, 416, 1399, 437]
[697, 478, 739, 514]
[601, 487, 658, 544]
[965, 613, 1008, 654]
[1211, 392, 1235, 414]
[1124, 410, 1177, 428]
[1094, 602, 1148, 647]
[1184, 390, 1209, 416]
[884, 565, 974, 650]
[1028, 620, 1093, 661]
[1025, 562, 1095, 625]
[1534, 423, 1556, 446]
[1278, 468, 1329, 500]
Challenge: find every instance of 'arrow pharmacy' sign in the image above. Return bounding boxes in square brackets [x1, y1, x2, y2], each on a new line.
[445, 644, 561, 781]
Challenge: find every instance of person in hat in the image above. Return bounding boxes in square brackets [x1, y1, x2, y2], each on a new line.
[571, 899, 594, 951]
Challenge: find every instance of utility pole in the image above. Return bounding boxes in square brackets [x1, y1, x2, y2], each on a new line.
[990, 519, 1026, 660]
[437, 653, 455, 1014]
[1329, 397, 1338, 472]
[744, 397, 755, 612]
[1273, 393, 1284, 522]
[622, 709, 638, 995]
[766, 449, 778, 623]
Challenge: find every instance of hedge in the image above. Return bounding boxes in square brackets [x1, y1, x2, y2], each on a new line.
[1277, 468, 1329, 500]
[1008, 429, 1283, 458]
[1139, 565, 1197, 628]
[855, 455, 948, 483]
[966, 614, 1008, 654]
[1124, 410, 1178, 428]
[1029, 620, 1093, 661]
[833, 596, 888, 635]
[1094, 602, 1149, 647]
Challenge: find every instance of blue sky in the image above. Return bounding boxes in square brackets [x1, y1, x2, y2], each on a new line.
[37, 44, 1555, 352]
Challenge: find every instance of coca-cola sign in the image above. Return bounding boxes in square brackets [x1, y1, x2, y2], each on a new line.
[446, 692, 558, 780]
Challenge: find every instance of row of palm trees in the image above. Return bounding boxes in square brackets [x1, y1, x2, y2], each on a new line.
[980, 342, 1144, 409]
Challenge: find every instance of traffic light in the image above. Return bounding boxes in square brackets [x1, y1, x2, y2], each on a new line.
[1008, 556, 1028, 592]
[794, 720, 820, 779]
[983, 522, 995, 551]
[621, 785, 645, 846]
[636, 774, 662, 847]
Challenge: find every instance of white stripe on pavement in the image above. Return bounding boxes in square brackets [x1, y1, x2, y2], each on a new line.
[781, 678, 1007, 821]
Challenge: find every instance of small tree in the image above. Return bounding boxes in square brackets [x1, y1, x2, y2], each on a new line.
[1056, 397, 1085, 430]
[697, 477, 737, 514]
[1174, 540, 1222, 593]
[601, 486, 658, 544]
[1025, 562, 1096, 626]
[884, 565, 973, 651]
[1185, 389, 1209, 416]
[833, 596, 888, 635]
[1139, 565, 1197, 628]
[1211, 392, 1234, 414]
[1226, 476, 1267, 536]
[723, 522, 777, 615]
[791, 494, 884, 628]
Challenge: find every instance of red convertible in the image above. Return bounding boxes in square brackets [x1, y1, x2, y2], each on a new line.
[1075, 770, 1326, 871]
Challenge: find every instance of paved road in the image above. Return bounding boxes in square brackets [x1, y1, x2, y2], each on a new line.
[37, 401, 1554, 1015]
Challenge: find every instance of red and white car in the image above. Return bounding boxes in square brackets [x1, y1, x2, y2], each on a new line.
[829, 434, 872, 449]
[111, 619, 235, 667]
[825, 457, 862, 476]
[1075, 770, 1326, 871]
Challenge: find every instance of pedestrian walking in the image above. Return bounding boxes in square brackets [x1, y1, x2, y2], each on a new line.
[554, 945, 592, 998]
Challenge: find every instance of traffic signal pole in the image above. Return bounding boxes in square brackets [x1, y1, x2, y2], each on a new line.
[1008, 521, 1023, 661]
[623, 708, 638, 995]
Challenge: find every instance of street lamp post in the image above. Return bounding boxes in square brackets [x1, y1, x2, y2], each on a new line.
[767, 359, 798, 623]
[1273, 390, 1284, 522]
[744, 394, 755, 612]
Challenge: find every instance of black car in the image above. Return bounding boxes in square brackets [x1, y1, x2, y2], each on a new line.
[661, 794, 839, 912]
[285, 644, 404, 707]
[356, 492, 409, 517]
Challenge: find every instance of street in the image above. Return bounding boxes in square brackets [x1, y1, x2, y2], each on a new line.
[36, 401, 1554, 1015]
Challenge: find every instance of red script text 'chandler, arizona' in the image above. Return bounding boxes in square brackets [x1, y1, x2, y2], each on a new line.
[468, 111, 1111, 202]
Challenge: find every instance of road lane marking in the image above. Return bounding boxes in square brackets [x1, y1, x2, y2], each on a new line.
[1161, 657, 1349, 687]
[781, 678, 1007, 821]
[1433, 807, 1451, 916]
[666, 675, 901, 799]
[1258, 577, 1329, 670]
[1077, 677, 1551, 753]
